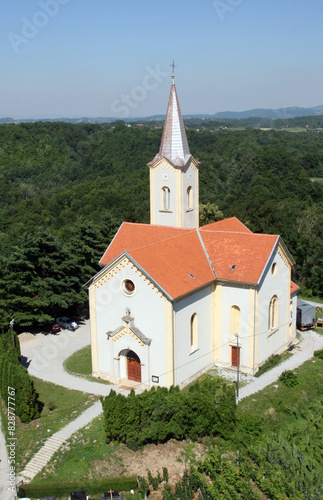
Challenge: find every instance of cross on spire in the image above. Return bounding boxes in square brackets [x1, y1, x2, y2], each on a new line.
[170, 60, 177, 79]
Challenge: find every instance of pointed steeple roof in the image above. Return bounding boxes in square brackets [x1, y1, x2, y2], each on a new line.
[149, 75, 192, 168]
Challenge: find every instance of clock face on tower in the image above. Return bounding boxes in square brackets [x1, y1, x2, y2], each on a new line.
[187, 173, 192, 179]
[163, 174, 168, 180]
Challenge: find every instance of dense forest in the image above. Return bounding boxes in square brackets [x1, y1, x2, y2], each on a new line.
[0, 120, 322, 328]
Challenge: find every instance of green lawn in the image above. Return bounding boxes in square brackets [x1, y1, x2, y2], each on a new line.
[63, 345, 110, 385]
[14, 377, 98, 472]
[64, 345, 92, 376]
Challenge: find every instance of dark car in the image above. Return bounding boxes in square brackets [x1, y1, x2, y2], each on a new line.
[38, 321, 61, 334]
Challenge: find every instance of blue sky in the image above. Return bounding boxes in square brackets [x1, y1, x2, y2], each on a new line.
[1, 0, 322, 118]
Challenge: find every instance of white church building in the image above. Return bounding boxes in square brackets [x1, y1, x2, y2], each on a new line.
[88, 72, 299, 388]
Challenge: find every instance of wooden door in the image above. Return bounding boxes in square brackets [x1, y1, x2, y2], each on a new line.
[231, 346, 240, 367]
[127, 351, 141, 382]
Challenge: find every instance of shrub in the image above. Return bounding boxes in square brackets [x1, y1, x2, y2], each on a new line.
[101, 377, 236, 446]
[279, 370, 299, 388]
[255, 354, 282, 377]
[314, 349, 323, 359]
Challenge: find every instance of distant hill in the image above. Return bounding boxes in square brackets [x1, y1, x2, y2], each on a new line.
[1, 105, 323, 124]
[211, 105, 323, 120]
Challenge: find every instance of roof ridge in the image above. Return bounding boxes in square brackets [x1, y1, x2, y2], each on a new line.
[200, 229, 279, 236]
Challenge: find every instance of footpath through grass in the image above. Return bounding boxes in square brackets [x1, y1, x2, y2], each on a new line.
[13, 377, 98, 472]
[63, 345, 110, 384]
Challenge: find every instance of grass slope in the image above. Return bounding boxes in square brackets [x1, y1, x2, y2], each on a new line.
[14, 376, 98, 472]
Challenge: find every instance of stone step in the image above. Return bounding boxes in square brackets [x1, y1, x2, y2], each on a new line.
[27, 456, 47, 466]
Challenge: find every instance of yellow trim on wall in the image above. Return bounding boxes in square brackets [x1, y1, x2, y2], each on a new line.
[89, 286, 99, 374]
[210, 283, 217, 362]
[255, 289, 259, 370]
[175, 169, 182, 227]
[249, 288, 255, 373]
[214, 284, 222, 362]
[195, 169, 199, 227]
[165, 298, 174, 388]
[150, 168, 155, 224]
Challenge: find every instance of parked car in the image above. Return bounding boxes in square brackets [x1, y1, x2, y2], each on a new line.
[38, 321, 61, 334]
[56, 316, 78, 331]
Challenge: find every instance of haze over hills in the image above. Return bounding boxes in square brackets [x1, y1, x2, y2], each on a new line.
[1, 105, 323, 124]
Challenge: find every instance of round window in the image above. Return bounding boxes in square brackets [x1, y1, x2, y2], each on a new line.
[122, 279, 136, 295]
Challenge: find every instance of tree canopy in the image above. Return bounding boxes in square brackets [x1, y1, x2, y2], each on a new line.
[0, 120, 322, 327]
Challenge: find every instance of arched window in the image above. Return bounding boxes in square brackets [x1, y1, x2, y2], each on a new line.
[190, 313, 198, 349]
[187, 186, 193, 210]
[161, 186, 170, 211]
[268, 296, 278, 331]
[230, 305, 241, 336]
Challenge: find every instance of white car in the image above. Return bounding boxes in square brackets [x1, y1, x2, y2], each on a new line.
[56, 316, 78, 331]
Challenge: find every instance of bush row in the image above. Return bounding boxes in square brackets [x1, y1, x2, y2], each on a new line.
[101, 376, 236, 448]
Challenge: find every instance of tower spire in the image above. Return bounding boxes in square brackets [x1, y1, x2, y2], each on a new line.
[149, 64, 190, 167]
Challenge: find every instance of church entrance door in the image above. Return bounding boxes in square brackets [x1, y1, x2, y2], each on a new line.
[231, 346, 240, 367]
[127, 351, 141, 382]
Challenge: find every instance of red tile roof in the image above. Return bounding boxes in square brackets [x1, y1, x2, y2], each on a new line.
[131, 231, 215, 299]
[200, 217, 252, 233]
[199, 229, 278, 284]
[98, 218, 288, 299]
[100, 222, 190, 266]
[290, 281, 300, 296]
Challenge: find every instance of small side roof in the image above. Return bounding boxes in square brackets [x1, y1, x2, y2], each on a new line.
[290, 281, 300, 296]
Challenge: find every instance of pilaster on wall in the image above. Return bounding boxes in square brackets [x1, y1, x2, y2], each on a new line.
[89, 286, 99, 374]
[213, 284, 222, 362]
[165, 299, 174, 388]
[150, 168, 155, 225]
[176, 169, 183, 228]
[248, 287, 258, 375]
[195, 169, 199, 228]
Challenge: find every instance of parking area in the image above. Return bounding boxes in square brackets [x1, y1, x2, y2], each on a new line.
[19, 320, 110, 397]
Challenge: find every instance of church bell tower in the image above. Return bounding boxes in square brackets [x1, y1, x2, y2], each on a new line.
[148, 66, 199, 229]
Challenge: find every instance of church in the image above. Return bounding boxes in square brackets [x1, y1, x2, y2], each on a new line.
[87, 71, 299, 388]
